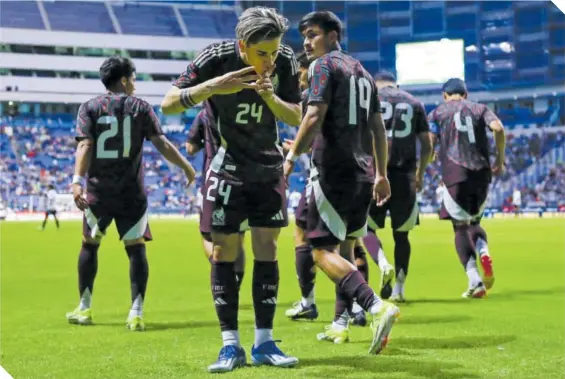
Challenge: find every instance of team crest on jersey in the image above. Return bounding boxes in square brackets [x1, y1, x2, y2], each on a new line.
[212, 208, 226, 226]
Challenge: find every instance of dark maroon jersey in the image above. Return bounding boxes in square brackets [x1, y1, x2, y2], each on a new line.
[428, 99, 500, 185]
[307, 50, 378, 184]
[75, 94, 162, 202]
[173, 40, 301, 182]
[186, 104, 220, 176]
[379, 86, 429, 172]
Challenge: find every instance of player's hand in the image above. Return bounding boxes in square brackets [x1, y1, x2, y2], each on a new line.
[209, 66, 260, 95]
[492, 160, 506, 176]
[184, 166, 196, 187]
[416, 173, 424, 193]
[283, 159, 295, 185]
[373, 175, 391, 207]
[282, 139, 294, 155]
[71, 183, 88, 211]
[255, 65, 276, 100]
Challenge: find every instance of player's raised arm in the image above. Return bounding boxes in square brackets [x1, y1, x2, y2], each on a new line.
[256, 46, 302, 126]
[160, 47, 259, 115]
[484, 107, 506, 175]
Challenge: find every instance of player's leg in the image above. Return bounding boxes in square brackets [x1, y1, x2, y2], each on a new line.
[310, 182, 399, 354]
[285, 225, 318, 320]
[235, 231, 246, 291]
[115, 207, 152, 331]
[66, 209, 105, 325]
[123, 237, 149, 331]
[201, 233, 214, 263]
[389, 173, 419, 302]
[363, 228, 395, 299]
[440, 182, 486, 298]
[286, 186, 318, 321]
[350, 239, 368, 326]
[40, 212, 49, 230]
[247, 177, 297, 367]
[206, 173, 246, 373]
[471, 218, 494, 289]
[53, 211, 60, 229]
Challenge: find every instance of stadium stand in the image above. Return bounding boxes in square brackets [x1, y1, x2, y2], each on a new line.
[1, 0, 564, 217]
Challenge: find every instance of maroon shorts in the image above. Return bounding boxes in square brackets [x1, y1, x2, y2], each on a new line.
[294, 184, 310, 230]
[202, 171, 287, 234]
[368, 170, 419, 232]
[439, 175, 490, 222]
[83, 193, 152, 241]
[305, 179, 372, 248]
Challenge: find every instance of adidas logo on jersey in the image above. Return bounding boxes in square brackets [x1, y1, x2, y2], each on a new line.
[271, 210, 284, 221]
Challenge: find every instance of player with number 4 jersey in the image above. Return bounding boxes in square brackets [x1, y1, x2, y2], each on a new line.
[67, 56, 195, 332]
[428, 78, 506, 298]
[363, 72, 433, 303]
[284, 11, 399, 355]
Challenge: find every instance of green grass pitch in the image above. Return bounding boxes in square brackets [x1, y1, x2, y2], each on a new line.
[1, 218, 564, 379]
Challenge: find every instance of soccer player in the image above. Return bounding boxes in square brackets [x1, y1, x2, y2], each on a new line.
[40, 184, 60, 230]
[428, 78, 505, 297]
[285, 53, 371, 327]
[185, 108, 246, 291]
[161, 7, 302, 372]
[66, 56, 195, 331]
[363, 72, 433, 303]
[284, 11, 400, 353]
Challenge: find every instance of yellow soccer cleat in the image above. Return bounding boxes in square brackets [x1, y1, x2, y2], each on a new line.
[369, 301, 400, 355]
[66, 307, 93, 325]
[316, 324, 350, 344]
[126, 315, 145, 332]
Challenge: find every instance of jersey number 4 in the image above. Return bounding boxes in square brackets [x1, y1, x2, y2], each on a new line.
[453, 112, 476, 144]
[96, 115, 131, 159]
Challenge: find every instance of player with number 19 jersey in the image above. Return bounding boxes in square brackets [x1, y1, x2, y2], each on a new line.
[75, 94, 162, 240]
[306, 50, 378, 245]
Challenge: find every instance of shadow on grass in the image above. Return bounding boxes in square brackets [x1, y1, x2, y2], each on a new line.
[299, 355, 479, 379]
[396, 314, 473, 325]
[407, 286, 564, 304]
[95, 319, 255, 331]
[350, 334, 516, 350]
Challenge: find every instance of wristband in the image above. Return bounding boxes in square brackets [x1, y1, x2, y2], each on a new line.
[285, 151, 298, 162]
[72, 175, 85, 186]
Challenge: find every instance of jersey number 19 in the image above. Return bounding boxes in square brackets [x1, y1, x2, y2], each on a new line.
[349, 76, 372, 126]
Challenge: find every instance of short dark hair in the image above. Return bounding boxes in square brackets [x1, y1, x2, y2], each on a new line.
[298, 11, 342, 42]
[442, 78, 467, 96]
[296, 51, 310, 70]
[374, 71, 397, 83]
[99, 56, 136, 89]
[48, 184, 54, 190]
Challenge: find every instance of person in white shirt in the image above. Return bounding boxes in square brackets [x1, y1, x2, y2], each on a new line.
[41, 184, 60, 230]
[288, 190, 302, 214]
[512, 188, 522, 217]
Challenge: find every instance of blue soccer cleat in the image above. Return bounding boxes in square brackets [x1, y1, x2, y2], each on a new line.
[251, 340, 298, 368]
[207, 345, 247, 373]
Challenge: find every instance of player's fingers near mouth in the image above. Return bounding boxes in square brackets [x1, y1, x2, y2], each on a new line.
[234, 66, 256, 76]
[241, 75, 260, 83]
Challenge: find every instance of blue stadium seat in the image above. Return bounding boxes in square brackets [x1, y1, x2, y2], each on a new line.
[44, 1, 115, 33]
[0, 1, 45, 29]
[112, 4, 182, 36]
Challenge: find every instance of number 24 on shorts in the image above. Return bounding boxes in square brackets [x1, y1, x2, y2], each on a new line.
[206, 177, 232, 205]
